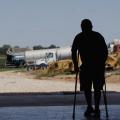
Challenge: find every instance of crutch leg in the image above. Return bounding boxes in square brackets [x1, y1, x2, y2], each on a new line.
[72, 72, 78, 120]
[103, 90, 109, 119]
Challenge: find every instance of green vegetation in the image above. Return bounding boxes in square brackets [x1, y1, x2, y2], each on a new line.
[33, 44, 59, 50]
[0, 67, 26, 72]
[0, 55, 6, 66]
[0, 44, 11, 55]
[34, 69, 72, 79]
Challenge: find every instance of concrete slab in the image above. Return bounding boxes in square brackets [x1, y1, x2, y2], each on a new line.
[0, 92, 120, 107]
[0, 105, 119, 120]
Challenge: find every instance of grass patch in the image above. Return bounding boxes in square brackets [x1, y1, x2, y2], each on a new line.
[0, 56, 6, 65]
[114, 71, 120, 75]
[34, 68, 73, 79]
[0, 67, 26, 72]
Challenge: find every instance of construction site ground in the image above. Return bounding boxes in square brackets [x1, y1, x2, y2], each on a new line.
[0, 70, 120, 93]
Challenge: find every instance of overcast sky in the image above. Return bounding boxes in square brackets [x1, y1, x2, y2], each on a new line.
[0, 0, 120, 47]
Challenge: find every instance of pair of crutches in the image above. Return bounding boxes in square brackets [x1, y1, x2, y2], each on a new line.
[72, 71, 109, 120]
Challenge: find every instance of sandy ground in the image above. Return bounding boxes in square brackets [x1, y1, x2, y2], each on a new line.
[0, 71, 120, 93]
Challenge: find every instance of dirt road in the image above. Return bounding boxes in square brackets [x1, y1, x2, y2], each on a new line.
[0, 71, 120, 93]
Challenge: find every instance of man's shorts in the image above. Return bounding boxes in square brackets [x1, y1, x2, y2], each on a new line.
[79, 69, 105, 91]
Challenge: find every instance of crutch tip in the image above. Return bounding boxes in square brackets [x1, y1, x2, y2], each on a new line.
[72, 115, 75, 120]
[106, 116, 109, 120]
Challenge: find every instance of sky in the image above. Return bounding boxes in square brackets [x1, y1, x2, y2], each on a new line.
[0, 0, 120, 48]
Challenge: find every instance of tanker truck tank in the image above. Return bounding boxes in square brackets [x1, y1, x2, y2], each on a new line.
[24, 46, 71, 63]
[25, 48, 56, 62]
[56, 47, 71, 60]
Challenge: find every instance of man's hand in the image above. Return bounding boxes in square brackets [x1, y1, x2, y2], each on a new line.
[74, 65, 79, 73]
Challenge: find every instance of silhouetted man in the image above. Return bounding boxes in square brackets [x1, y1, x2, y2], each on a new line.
[72, 19, 108, 118]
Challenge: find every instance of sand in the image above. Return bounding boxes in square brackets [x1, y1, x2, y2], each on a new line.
[0, 71, 120, 93]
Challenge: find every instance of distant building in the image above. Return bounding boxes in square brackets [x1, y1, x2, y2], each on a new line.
[113, 39, 120, 45]
[11, 47, 32, 53]
[113, 44, 120, 52]
[108, 43, 114, 53]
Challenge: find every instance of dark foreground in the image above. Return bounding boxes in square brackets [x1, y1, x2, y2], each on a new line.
[0, 105, 119, 120]
[0, 92, 119, 120]
[0, 91, 120, 107]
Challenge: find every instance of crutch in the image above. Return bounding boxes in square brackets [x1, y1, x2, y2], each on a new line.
[102, 79, 109, 119]
[72, 71, 78, 120]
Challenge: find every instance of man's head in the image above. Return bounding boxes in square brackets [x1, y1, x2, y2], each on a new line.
[81, 19, 93, 32]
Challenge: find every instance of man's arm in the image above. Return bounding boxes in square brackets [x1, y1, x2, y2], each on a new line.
[100, 35, 108, 63]
[97, 32, 108, 64]
[71, 36, 79, 72]
[103, 41, 108, 63]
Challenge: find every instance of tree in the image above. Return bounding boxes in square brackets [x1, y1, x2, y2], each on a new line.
[2, 44, 11, 49]
[33, 45, 44, 50]
[48, 44, 59, 49]
[14, 45, 20, 48]
[33, 44, 59, 50]
[0, 44, 11, 55]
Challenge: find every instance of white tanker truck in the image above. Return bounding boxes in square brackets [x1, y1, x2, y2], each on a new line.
[25, 46, 72, 69]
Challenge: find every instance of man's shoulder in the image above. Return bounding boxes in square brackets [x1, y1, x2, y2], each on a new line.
[92, 31, 103, 37]
[75, 32, 83, 39]
[76, 31, 103, 37]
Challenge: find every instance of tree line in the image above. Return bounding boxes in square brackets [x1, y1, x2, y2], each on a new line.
[0, 44, 59, 55]
[33, 44, 59, 50]
[0, 44, 11, 55]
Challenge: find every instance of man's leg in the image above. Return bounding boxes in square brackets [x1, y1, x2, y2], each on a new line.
[80, 71, 94, 117]
[84, 89, 94, 117]
[84, 90, 92, 108]
[94, 90, 101, 118]
[83, 76, 92, 108]
[94, 90, 101, 110]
